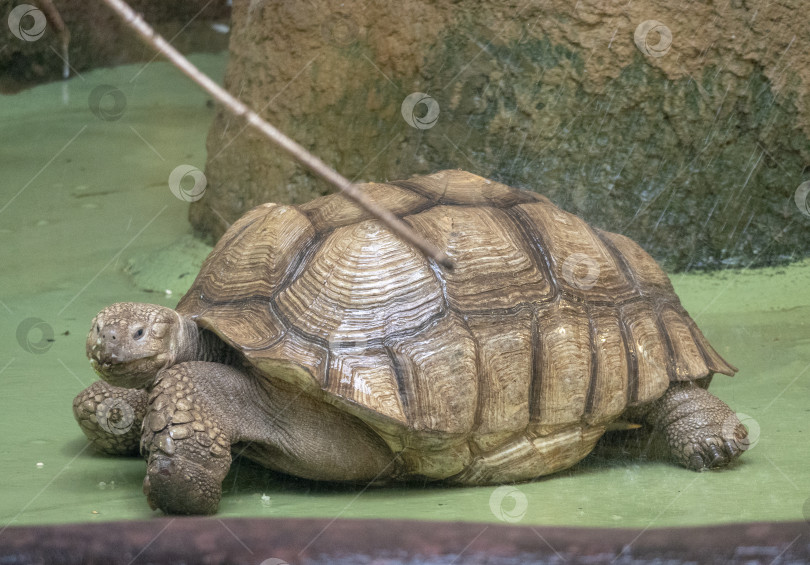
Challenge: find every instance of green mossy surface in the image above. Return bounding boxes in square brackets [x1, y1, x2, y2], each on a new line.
[2, 55, 808, 528]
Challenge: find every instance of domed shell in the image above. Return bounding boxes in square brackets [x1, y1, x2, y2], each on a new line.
[176, 170, 736, 474]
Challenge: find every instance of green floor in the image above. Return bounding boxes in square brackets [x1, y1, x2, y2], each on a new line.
[1, 54, 808, 529]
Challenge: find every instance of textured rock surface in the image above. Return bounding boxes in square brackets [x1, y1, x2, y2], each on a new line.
[194, 0, 810, 270]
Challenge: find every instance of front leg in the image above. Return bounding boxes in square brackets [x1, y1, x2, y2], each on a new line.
[141, 363, 234, 515]
[73, 381, 148, 455]
[628, 382, 749, 470]
[141, 361, 396, 515]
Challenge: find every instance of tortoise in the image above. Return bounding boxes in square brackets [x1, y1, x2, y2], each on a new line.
[73, 169, 748, 515]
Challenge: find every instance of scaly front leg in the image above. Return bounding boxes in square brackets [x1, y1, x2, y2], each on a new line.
[141, 360, 397, 515]
[73, 380, 148, 455]
[141, 362, 234, 515]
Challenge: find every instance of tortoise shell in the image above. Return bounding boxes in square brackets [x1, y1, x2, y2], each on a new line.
[176, 170, 735, 481]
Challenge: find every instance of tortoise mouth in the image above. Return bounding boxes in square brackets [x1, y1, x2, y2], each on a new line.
[89, 351, 158, 368]
[89, 353, 163, 389]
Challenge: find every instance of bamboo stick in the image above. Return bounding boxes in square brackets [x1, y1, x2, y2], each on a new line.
[99, 0, 452, 269]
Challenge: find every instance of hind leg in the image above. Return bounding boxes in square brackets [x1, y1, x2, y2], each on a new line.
[73, 380, 148, 455]
[627, 382, 748, 470]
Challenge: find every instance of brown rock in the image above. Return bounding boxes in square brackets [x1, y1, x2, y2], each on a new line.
[193, 0, 810, 270]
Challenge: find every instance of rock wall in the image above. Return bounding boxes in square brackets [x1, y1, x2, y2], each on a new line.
[193, 0, 810, 270]
[0, 0, 229, 93]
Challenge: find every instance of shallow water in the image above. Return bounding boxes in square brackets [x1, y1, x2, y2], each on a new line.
[1, 53, 809, 530]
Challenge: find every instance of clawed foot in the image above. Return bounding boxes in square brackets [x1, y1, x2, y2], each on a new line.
[645, 383, 749, 471]
[73, 381, 147, 455]
[141, 363, 232, 515]
[679, 423, 747, 471]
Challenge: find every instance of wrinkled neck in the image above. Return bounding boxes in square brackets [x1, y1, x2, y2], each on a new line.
[173, 315, 232, 365]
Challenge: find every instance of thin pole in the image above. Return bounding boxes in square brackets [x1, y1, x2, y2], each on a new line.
[99, 0, 452, 269]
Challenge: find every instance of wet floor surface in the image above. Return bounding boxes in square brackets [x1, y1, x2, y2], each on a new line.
[1, 54, 809, 529]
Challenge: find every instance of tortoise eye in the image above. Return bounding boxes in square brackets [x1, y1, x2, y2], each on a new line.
[133, 328, 145, 340]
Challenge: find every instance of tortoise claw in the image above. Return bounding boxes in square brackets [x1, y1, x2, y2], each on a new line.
[646, 384, 749, 471]
[689, 453, 706, 471]
[724, 439, 743, 458]
[684, 433, 742, 470]
[707, 443, 726, 467]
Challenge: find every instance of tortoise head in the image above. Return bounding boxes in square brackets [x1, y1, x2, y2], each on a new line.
[87, 302, 185, 389]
